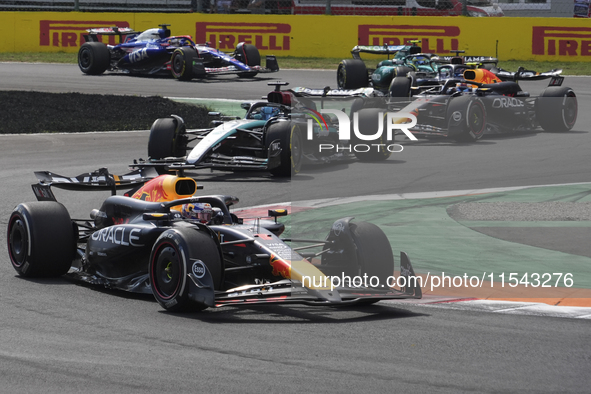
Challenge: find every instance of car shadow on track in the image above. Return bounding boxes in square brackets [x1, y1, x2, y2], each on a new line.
[295, 159, 406, 178]
[166, 303, 427, 324]
[184, 170, 290, 183]
[398, 129, 547, 146]
[18, 277, 427, 322]
[13, 276, 74, 286]
[399, 138, 496, 147]
[103, 73, 279, 84]
[175, 76, 280, 84]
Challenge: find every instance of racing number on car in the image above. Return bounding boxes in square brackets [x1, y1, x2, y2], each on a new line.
[129, 48, 148, 63]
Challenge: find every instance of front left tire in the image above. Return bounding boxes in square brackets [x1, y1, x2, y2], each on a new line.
[447, 96, 487, 142]
[265, 120, 303, 177]
[350, 108, 392, 162]
[148, 117, 188, 159]
[388, 76, 412, 99]
[171, 47, 197, 81]
[149, 228, 223, 312]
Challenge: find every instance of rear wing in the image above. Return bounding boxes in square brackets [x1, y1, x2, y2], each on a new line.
[290, 86, 378, 98]
[494, 68, 563, 84]
[32, 167, 159, 201]
[434, 56, 498, 65]
[351, 45, 406, 56]
[351, 45, 410, 60]
[83, 26, 139, 43]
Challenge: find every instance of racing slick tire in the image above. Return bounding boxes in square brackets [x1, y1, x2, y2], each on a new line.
[536, 87, 577, 132]
[394, 66, 414, 77]
[7, 202, 75, 278]
[78, 42, 110, 75]
[235, 43, 260, 78]
[337, 59, 368, 89]
[343, 222, 394, 292]
[350, 108, 391, 162]
[447, 96, 487, 142]
[148, 117, 188, 175]
[265, 120, 303, 177]
[388, 76, 412, 99]
[148, 116, 188, 171]
[171, 47, 197, 81]
[149, 228, 223, 312]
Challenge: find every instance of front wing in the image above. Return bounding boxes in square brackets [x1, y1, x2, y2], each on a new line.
[210, 252, 422, 308]
[134, 137, 282, 172]
[191, 55, 279, 77]
[213, 282, 421, 307]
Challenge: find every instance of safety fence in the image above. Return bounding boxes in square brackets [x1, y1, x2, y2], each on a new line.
[0, 0, 587, 17]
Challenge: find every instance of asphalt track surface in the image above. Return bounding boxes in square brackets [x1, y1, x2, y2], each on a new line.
[0, 63, 590, 393]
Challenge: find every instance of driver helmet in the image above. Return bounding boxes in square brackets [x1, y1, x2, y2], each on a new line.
[181, 203, 213, 223]
[158, 27, 171, 39]
[412, 56, 427, 66]
[253, 106, 280, 120]
[454, 82, 477, 93]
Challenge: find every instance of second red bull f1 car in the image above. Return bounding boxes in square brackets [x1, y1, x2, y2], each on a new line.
[6, 168, 422, 312]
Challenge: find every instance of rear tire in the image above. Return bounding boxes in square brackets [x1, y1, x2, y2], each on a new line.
[149, 228, 222, 312]
[536, 87, 577, 132]
[447, 96, 486, 142]
[171, 47, 197, 81]
[337, 59, 368, 89]
[266, 120, 303, 177]
[7, 202, 75, 277]
[235, 43, 260, 78]
[350, 108, 391, 162]
[78, 42, 110, 75]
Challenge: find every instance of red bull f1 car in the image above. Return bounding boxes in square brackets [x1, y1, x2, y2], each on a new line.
[6, 168, 422, 312]
[78, 24, 279, 80]
[388, 66, 577, 141]
[326, 63, 578, 142]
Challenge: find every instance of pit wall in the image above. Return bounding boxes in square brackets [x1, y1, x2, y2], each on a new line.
[1, 11, 590, 62]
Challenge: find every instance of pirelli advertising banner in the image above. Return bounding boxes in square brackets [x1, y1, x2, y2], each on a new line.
[1, 11, 591, 62]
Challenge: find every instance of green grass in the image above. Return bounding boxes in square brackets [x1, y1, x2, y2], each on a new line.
[0, 52, 78, 63]
[1, 52, 590, 74]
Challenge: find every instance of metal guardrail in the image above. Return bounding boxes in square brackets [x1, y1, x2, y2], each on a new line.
[1, 1, 194, 12]
[0, 0, 583, 16]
